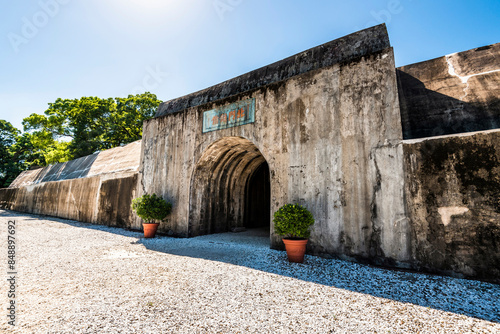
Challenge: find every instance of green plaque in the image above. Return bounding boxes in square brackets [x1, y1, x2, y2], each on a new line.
[202, 98, 255, 133]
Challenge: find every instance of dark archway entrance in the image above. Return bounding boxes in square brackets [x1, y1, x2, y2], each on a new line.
[245, 162, 270, 229]
[188, 137, 271, 237]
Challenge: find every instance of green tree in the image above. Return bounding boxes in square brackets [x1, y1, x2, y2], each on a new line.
[23, 92, 161, 161]
[107, 93, 160, 147]
[0, 92, 161, 187]
[0, 120, 22, 187]
[10, 132, 48, 168]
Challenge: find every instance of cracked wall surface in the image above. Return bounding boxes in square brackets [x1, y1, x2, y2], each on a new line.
[397, 42, 500, 139]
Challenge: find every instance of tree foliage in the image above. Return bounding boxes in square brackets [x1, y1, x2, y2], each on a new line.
[0, 120, 22, 187]
[10, 132, 49, 168]
[23, 92, 161, 160]
[1, 92, 161, 188]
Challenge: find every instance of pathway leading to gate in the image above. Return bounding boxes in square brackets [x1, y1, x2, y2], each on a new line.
[0, 210, 499, 333]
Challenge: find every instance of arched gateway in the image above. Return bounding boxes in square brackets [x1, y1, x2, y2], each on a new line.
[189, 137, 270, 236]
[138, 24, 409, 264]
[3, 24, 500, 281]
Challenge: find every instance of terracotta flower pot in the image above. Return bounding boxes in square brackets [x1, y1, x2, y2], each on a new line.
[282, 238, 308, 263]
[143, 223, 160, 238]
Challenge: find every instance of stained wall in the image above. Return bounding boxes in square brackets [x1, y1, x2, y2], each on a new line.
[2, 25, 499, 282]
[404, 130, 500, 282]
[397, 43, 500, 139]
[139, 24, 409, 264]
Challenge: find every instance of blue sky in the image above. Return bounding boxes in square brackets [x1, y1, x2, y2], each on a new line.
[1, 0, 499, 130]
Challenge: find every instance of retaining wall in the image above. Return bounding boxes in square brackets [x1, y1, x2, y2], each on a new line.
[0, 141, 140, 227]
[397, 43, 500, 140]
[404, 130, 500, 282]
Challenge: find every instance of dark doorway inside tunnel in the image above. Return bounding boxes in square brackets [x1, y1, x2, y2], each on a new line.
[189, 137, 271, 238]
[245, 161, 270, 230]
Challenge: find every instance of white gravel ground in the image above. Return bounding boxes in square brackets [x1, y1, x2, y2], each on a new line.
[1, 209, 499, 333]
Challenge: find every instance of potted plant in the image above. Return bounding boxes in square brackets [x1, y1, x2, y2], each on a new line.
[273, 203, 314, 263]
[131, 193, 172, 238]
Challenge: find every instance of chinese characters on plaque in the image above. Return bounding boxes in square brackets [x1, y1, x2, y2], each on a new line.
[202, 98, 255, 133]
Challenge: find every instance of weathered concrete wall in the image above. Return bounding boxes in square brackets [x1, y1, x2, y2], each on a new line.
[397, 43, 500, 139]
[3, 24, 496, 283]
[96, 174, 139, 227]
[404, 130, 500, 282]
[139, 24, 409, 266]
[0, 141, 141, 227]
[1, 176, 100, 222]
[0, 173, 138, 226]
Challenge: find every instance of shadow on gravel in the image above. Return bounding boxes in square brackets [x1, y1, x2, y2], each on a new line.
[3, 210, 499, 324]
[138, 229, 500, 324]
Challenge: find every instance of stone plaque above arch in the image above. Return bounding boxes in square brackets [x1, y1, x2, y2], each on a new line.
[202, 98, 255, 133]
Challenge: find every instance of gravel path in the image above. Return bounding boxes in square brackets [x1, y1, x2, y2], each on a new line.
[1, 210, 499, 333]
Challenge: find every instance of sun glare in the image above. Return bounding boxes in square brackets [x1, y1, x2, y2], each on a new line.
[125, 0, 184, 11]
[102, 0, 194, 24]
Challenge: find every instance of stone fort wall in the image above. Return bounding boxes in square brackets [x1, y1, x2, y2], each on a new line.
[139, 25, 408, 265]
[397, 42, 500, 139]
[398, 43, 500, 282]
[404, 130, 500, 281]
[1, 25, 499, 282]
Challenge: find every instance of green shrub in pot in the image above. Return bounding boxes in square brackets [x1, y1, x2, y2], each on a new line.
[273, 204, 314, 240]
[132, 193, 172, 224]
